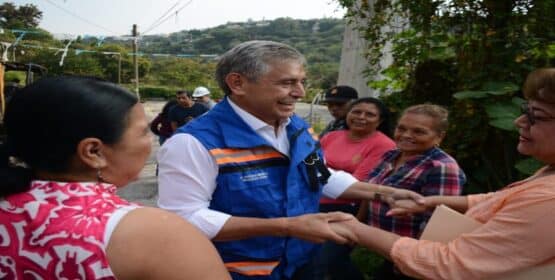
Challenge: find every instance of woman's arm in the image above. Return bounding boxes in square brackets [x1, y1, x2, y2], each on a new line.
[106, 207, 231, 280]
[387, 194, 469, 216]
[334, 187, 555, 280]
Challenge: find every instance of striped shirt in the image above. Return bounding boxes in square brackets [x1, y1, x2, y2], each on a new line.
[367, 147, 466, 238]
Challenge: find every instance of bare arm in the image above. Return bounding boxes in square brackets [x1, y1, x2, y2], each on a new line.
[387, 195, 469, 216]
[214, 212, 356, 244]
[330, 218, 400, 259]
[107, 207, 231, 280]
[338, 181, 425, 203]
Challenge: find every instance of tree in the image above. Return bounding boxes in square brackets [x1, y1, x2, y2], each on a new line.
[337, 0, 555, 192]
[0, 2, 42, 29]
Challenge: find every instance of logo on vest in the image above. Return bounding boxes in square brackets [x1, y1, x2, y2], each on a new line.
[240, 172, 268, 182]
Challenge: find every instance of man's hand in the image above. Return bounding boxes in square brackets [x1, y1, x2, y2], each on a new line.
[286, 212, 355, 244]
[329, 219, 360, 245]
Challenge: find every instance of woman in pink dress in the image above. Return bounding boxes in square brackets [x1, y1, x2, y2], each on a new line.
[0, 76, 230, 280]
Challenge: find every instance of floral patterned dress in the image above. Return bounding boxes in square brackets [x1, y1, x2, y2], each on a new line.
[0, 181, 138, 279]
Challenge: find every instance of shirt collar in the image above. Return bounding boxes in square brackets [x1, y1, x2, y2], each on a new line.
[227, 97, 291, 133]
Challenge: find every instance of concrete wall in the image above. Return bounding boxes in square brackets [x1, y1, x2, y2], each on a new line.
[337, 0, 401, 98]
[337, 21, 375, 97]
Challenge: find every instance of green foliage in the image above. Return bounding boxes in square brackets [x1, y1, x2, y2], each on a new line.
[339, 0, 555, 195]
[351, 248, 384, 279]
[4, 14, 342, 99]
[137, 85, 177, 99]
[0, 2, 42, 29]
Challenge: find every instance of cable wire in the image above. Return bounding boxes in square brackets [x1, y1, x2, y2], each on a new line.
[142, 0, 193, 35]
[144, 0, 184, 34]
[42, 0, 119, 35]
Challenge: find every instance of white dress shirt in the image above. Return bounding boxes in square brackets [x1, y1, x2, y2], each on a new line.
[157, 98, 357, 238]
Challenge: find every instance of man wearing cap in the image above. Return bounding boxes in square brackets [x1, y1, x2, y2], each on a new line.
[193, 86, 217, 109]
[319, 85, 359, 138]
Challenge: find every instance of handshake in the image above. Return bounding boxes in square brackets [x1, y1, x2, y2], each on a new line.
[288, 188, 429, 245]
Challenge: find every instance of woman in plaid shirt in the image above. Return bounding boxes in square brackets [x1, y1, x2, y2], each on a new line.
[358, 104, 466, 279]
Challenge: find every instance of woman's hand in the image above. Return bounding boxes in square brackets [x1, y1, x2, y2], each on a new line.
[386, 199, 429, 217]
[383, 188, 425, 206]
[383, 189, 428, 217]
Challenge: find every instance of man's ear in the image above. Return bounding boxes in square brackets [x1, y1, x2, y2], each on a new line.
[225, 73, 247, 96]
[76, 138, 107, 169]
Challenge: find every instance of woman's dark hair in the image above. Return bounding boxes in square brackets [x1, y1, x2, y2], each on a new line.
[0, 76, 138, 197]
[161, 99, 178, 118]
[348, 97, 393, 137]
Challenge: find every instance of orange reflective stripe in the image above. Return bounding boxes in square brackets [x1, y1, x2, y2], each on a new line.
[225, 261, 280, 276]
[210, 148, 284, 165]
[308, 127, 319, 141]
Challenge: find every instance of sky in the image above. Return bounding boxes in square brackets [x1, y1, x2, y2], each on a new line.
[11, 0, 346, 37]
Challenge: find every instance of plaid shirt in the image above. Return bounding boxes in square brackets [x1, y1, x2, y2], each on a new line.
[367, 147, 466, 238]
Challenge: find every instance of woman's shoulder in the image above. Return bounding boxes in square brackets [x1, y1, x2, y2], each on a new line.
[368, 131, 396, 145]
[320, 129, 348, 144]
[427, 148, 462, 167]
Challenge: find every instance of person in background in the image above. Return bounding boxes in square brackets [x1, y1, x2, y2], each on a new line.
[157, 40, 424, 280]
[357, 104, 466, 279]
[150, 99, 177, 145]
[193, 86, 217, 109]
[0, 76, 230, 280]
[313, 97, 397, 279]
[331, 68, 555, 279]
[168, 89, 208, 131]
[319, 85, 358, 138]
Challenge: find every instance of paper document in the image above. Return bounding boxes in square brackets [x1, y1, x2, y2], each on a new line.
[420, 204, 555, 280]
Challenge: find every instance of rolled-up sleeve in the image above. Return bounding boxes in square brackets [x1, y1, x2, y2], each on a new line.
[390, 185, 555, 280]
[322, 169, 358, 199]
[157, 133, 231, 238]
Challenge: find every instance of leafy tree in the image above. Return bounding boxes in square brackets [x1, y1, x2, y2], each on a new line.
[337, 0, 555, 192]
[0, 2, 42, 29]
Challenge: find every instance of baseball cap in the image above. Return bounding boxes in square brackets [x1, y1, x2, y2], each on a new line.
[192, 86, 210, 97]
[323, 85, 358, 103]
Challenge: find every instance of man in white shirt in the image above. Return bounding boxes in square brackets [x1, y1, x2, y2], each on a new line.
[157, 40, 420, 280]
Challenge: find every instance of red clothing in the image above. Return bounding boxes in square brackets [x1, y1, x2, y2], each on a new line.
[320, 130, 395, 204]
[0, 181, 137, 279]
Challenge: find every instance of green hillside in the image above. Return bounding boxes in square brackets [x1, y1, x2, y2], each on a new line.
[1, 2, 345, 100]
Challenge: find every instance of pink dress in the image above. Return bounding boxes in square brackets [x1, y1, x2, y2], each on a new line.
[0, 180, 138, 279]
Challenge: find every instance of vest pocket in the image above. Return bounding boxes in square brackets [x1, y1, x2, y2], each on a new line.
[222, 174, 285, 216]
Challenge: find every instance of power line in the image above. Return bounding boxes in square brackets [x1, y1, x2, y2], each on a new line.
[42, 0, 119, 35]
[142, 0, 193, 35]
[144, 0, 184, 34]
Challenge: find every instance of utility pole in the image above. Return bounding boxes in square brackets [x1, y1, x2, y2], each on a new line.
[117, 53, 122, 84]
[132, 24, 140, 100]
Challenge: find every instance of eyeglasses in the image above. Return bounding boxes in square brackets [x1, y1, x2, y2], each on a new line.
[520, 102, 555, 126]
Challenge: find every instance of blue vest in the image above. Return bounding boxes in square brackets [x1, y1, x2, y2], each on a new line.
[177, 98, 324, 279]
